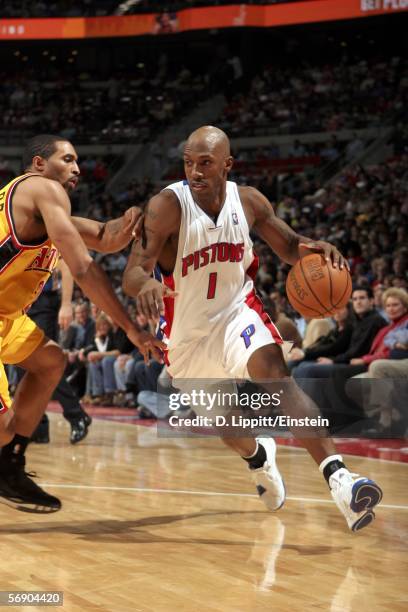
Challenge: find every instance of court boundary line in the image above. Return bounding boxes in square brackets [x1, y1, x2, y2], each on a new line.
[38, 482, 408, 510]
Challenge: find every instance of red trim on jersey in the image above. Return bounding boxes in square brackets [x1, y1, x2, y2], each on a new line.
[246, 252, 260, 282]
[245, 253, 283, 345]
[157, 273, 174, 367]
[0, 394, 9, 414]
[5, 174, 50, 250]
[161, 273, 175, 340]
[0, 234, 10, 248]
[245, 288, 283, 344]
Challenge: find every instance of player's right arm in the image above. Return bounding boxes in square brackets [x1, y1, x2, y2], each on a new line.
[122, 190, 180, 322]
[31, 178, 164, 361]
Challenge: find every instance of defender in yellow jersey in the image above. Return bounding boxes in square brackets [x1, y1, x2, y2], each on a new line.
[0, 134, 164, 513]
[0, 174, 59, 321]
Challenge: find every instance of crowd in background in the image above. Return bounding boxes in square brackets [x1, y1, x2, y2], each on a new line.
[0, 66, 207, 146]
[217, 56, 407, 136]
[2, 54, 406, 146]
[249, 156, 408, 299]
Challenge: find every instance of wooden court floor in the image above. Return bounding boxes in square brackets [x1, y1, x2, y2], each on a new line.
[0, 413, 407, 612]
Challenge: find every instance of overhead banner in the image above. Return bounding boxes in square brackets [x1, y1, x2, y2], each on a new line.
[0, 0, 406, 40]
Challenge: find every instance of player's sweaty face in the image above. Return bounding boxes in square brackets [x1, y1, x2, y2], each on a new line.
[184, 147, 227, 199]
[44, 141, 80, 193]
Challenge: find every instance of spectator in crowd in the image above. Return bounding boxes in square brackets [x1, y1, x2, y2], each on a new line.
[62, 302, 96, 397]
[350, 350, 408, 435]
[137, 366, 174, 420]
[113, 312, 147, 406]
[289, 305, 353, 367]
[289, 139, 306, 157]
[82, 313, 132, 406]
[345, 288, 408, 370]
[326, 288, 408, 431]
[345, 133, 364, 161]
[125, 357, 163, 411]
[217, 57, 406, 138]
[373, 284, 388, 320]
[302, 317, 333, 350]
[291, 286, 386, 385]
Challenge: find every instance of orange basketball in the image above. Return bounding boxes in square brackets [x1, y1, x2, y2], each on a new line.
[285, 253, 352, 318]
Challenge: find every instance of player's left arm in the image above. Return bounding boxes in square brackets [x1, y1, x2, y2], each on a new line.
[71, 206, 143, 253]
[242, 186, 347, 268]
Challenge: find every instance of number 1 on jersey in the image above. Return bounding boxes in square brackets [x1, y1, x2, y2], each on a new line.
[207, 272, 217, 299]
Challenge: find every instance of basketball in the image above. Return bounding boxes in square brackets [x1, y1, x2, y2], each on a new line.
[286, 253, 352, 318]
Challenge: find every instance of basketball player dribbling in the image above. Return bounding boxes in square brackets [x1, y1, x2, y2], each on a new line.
[123, 126, 383, 531]
[0, 134, 164, 513]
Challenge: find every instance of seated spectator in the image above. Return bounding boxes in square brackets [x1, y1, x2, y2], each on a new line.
[125, 358, 163, 411]
[83, 313, 131, 406]
[346, 288, 408, 369]
[113, 312, 148, 406]
[324, 288, 408, 432]
[373, 283, 388, 321]
[292, 286, 386, 381]
[346, 353, 408, 436]
[289, 305, 352, 366]
[62, 301, 96, 396]
[302, 317, 333, 350]
[137, 367, 173, 419]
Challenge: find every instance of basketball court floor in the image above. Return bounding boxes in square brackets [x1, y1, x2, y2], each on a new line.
[1, 405, 406, 611]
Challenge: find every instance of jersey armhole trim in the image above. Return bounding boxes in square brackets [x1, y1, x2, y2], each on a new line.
[6, 174, 50, 249]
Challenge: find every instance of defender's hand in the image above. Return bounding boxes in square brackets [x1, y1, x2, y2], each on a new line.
[136, 278, 177, 323]
[122, 206, 143, 241]
[299, 241, 348, 270]
[127, 327, 167, 364]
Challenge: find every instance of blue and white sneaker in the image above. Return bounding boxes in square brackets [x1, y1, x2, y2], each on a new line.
[329, 468, 383, 532]
[251, 437, 286, 511]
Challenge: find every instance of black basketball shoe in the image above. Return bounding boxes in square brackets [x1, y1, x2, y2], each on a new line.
[0, 455, 61, 513]
[70, 413, 92, 445]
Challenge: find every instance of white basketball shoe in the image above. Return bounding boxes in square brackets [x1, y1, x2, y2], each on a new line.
[329, 468, 383, 532]
[250, 437, 286, 511]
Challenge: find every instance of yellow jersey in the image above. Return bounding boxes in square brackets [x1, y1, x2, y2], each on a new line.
[0, 173, 59, 320]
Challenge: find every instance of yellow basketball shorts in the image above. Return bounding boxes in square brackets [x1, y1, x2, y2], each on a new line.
[0, 314, 45, 413]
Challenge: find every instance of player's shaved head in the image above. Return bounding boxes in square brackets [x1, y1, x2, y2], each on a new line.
[185, 126, 231, 157]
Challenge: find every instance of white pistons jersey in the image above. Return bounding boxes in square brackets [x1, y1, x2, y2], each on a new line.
[162, 180, 253, 343]
[155, 179, 282, 381]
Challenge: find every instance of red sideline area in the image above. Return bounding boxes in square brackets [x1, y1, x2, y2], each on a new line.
[47, 401, 408, 464]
